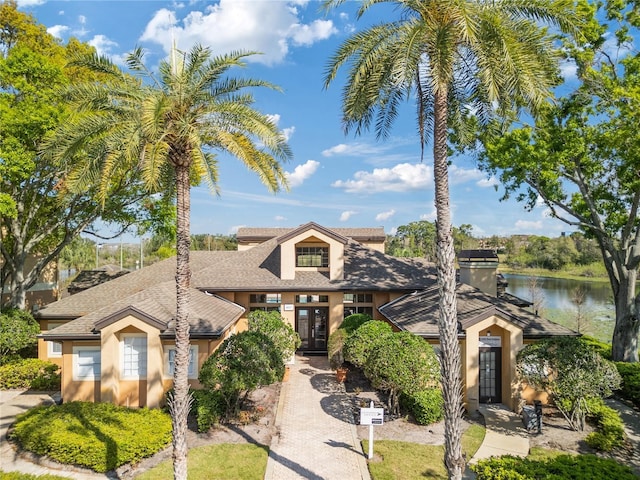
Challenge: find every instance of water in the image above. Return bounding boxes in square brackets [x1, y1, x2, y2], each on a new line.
[503, 273, 616, 342]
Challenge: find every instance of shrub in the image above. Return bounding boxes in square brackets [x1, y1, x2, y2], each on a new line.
[584, 398, 625, 452]
[343, 320, 393, 368]
[0, 359, 60, 390]
[400, 388, 444, 425]
[0, 309, 39, 362]
[339, 313, 372, 334]
[365, 331, 440, 415]
[247, 310, 301, 364]
[471, 453, 637, 479]
[10, 402, 172, 472]
[191, 389, 225, 433]
[327, 328, 348, 370]
[199, 331, 284, 417]
[615, 361, 640, 408]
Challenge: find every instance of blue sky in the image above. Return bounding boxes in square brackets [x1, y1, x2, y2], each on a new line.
[19, 0, 585, 240]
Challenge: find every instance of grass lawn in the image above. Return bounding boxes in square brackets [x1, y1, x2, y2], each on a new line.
[134, 443, 268, 480]
[363, 423, 486, 480]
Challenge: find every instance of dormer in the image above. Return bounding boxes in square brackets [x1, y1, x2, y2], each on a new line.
[277, 222, 348, 281]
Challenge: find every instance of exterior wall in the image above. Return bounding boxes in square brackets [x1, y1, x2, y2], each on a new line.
[280, 231, 345, 281]
[459, 262, 498, 296]
[38, 319, 71, 367]
[463, 316, 523, 412]
[99, 320, 164, 408]
[62, 341, 101, 403]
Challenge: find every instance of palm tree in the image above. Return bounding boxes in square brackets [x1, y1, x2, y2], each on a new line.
[44, 45, 291, 480]
[323, 1, 578, 477]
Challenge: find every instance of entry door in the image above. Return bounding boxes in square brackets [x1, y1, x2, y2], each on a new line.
[296, 307, 328, 352]
[479, 347, 502, 403]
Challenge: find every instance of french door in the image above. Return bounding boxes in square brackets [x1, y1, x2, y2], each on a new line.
[296, 307, 328, 352]
[479, 347, 502, 404]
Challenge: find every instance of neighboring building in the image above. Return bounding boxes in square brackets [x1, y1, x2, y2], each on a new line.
[37, 222, 576, 411]
[66, 265, 130, 295]
[1, 254, 58, 311]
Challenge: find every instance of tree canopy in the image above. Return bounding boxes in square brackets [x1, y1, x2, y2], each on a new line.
[477, 0, 640, 362]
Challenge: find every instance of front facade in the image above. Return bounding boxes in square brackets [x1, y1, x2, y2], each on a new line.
[38, 222, 576, 411]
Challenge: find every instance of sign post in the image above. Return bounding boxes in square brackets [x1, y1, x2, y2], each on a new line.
[360, 401, 384, 459]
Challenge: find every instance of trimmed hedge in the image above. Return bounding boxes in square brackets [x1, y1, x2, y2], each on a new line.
[10, 402, 172, 472]
[0, 473, 69, 480]
[343, 320, 393, 368]
[400, 388, 444, 425]
[339, 314, 372, 334]
[471, 453, 637, 479]
[0, 359, 60, 390]
[585, 398, 625, 451]
[190, 389, 225, 433]
[616, 361, 640, 409]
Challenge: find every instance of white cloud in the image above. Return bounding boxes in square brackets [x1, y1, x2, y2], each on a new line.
[420, 210, 437, 222]
[477, 176, 500, 188]
[16, 0, 45, 6]
[449, 165, 485, 185]
[340, 210, 357, 222]
[229, 224, 245, 234]
[375, 209, 396, 222]
[332, 163, 432, 193]
[514, 220, 543, 231]
[560, 58, 578, 80]
[285, 160, 320, 188]
[274, 215, 286, 222]
[267, 114, 295, 141]
[47, 25, 69, 39]
[88, 35, 119, 57]
[140, 1, 336, 66]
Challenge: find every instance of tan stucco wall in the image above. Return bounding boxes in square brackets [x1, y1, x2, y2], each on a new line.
[464, 316, 523, 412]
[459, 263, 498, 296]
[62, 341, 100, 403]
[280, 231, 345, 281]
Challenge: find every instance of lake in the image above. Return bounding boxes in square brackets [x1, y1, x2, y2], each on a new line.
[503, 273, 616, 343]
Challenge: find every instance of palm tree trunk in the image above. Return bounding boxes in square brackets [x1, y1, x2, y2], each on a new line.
[171, 163, 192, 480]
[433, 88, 464, 480]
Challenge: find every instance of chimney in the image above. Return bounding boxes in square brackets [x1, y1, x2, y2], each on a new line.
[458, 250, 499, 297]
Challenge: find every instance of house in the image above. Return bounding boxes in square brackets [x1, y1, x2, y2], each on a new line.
[38, 222, 576, 411]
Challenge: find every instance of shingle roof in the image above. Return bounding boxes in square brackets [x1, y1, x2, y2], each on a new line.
[379, 283, 579, 339]
[37, 251, 235, 319]
[40, 281, 244, 340]
[237, 225, 386, 243]
[193, 238, 437, 291]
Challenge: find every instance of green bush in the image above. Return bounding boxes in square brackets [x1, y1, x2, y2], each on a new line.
[0, 309, 39, 362]
[10, 402, 172, 472]
[247, 310, 301, 364]
[0, 473, 70, 480]
[191, 389, 225, 433]
[0, 359, 60, 390]
[343, 320, 393, 368]
[471, 453, 636, 479]
[585, 398, 625, 451]
[365, 331, 440, 416]
[400, 388, 444, 425]
[199, 331, 284, 417]
[615, 361, 640, 408]
[339, 313, 372, 334]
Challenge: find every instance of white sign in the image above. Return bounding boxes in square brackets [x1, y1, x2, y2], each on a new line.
[479, 336, 501, 348]
[283, 304, 294, 311]
[360, 406, 384, 425]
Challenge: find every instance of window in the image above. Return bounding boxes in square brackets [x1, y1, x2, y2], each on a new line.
[73, 347, 100, 380]
[295, 294, 329, 303]
[165, 346, 198, 379]
[343, 292, 374, 318]
[121, 335, 147, 379]
[47, 322, 65, 358]
[296, 246, 328, 267]
[250, 294, 281, 304]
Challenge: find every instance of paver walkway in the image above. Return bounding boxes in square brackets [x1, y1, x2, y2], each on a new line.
[469, 404, 530, 463]
[264, 355, 371, 480]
